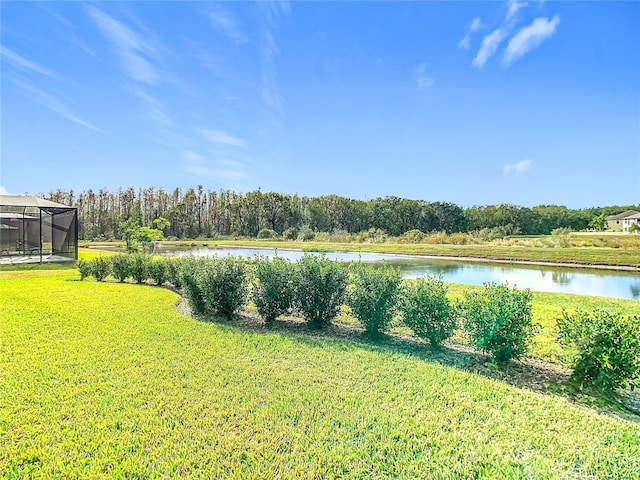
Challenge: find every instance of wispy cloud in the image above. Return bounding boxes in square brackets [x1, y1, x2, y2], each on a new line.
[258, 1, 292, 123]
[414, 63, 435, 89]
[473, 28, 508, 68]
[503, 15, 560, 65]
[260, 29, 285, 117]
[130, 89, 173, 128]
[466, 2, 559, 69]
[8, 77, 102, 132]
[1, 46, 64, 81]
[0, 186, 10, 195]
[182, 150, 248, 182]
[204, 4, 248, 43]
[504, 159, 532, 175]
[458, 17, 483, 50]
[87, 6, 159, 84]
[200, 129, 246, 148]
[258, 1, 291, 24]
[506, 0, 527, 22]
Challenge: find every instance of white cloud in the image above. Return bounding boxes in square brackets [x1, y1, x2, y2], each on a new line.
[504, 159, 532, 175]
[204, 4, 248, 43]
[506, 0, 527, 21]
[458, 17, 483, 50]
[473, 28, 508, 68]
[414, 63, 435, 89]
[259, 1, 291, 24]
[0, 186, 10, 195]
[8, 78, 102, 132]
[130, 89, 173, 128]
[503, 15, 560, 65]
[87, 6, 159, 84]
[183, 150, 248, 182]
[260, 27, 287, 121]
[200, 129, 246, 148]
[1, 47, 64, 81]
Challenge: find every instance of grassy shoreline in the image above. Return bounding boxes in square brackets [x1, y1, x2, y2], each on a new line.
[80, 238, 640, 270]
[219, 240, 640, 270]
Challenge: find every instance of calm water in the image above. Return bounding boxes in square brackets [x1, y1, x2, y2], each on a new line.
[158, 246, 640, 300]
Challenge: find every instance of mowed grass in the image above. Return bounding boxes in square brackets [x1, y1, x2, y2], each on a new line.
[1, 269, 640, 478]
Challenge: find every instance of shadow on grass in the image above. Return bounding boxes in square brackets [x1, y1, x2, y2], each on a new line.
[183, 300, 639, 423]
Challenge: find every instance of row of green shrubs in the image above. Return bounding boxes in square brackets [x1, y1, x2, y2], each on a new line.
[78, 254, 640, 394]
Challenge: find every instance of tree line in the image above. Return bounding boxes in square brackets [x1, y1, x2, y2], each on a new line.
[42, 186, 638, 241]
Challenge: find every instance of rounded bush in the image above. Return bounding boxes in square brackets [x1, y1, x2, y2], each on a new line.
[294, 254, 348, 328]
[90, 256, 111, 282]
[111, 254, 132, 282]
[297, 226, 315, 242]
[252, 257, 295, 325]
[199, 257, 248, 319]
[148, 257, 169, 285]
[180, 258, 207, 314]
[557, 309, 640, 393]
[257, 228, 278, 239]
[399, 275, 456, 347]
[77, 259, 92, 281]
[130, 253, 151, 284]
[460, 283, 534, 365]
[347, 263, 401, 337]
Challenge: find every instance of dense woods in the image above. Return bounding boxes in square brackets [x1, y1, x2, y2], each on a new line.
[41, 186, 638, 241]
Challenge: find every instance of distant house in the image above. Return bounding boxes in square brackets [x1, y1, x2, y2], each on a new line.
[605, 210, 640, 232]
[622, 213, 640, 233]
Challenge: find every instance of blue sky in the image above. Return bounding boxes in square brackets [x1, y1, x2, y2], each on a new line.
[1, 1, 638, 208]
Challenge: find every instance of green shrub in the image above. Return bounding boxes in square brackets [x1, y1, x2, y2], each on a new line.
[252, 257, 295, 325]
[130, 253, 151, 284]
[165, 258, 184, 289]
[353, 228, 388, 244]
[399, 275, 456, 347]
[401, 229, 426, 244]
[111, 254, 132, 282]
[460, 283, 534, 365]
[90, 256, 111, 282]
[180, 259, 206, 314]
[294, 254, 348, 328]
[257, 228, 278, 239]
[148, 257, 169, 285]
[557, 309, 640, 393]
[199, 257, 248, 319]
[283, 227, 298, 240]
[551, 227, 573, 247]
[347, 263, 401, 337]
[77, 259, 92, 280]
[297, 226, 315, 241]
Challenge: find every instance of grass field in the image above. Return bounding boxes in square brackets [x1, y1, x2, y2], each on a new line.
[1, 265, 639, 478]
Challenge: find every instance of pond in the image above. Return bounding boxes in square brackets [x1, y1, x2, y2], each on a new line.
[157, 245, 640, 300]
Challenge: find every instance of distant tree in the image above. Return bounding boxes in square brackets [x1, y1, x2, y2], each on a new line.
[119, 217, 167, 252]
[588, 214, 607, 232]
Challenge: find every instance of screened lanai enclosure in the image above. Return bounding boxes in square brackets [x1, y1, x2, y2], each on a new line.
[0, 195, 78, 265]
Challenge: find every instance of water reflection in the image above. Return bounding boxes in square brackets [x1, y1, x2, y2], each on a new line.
[160, 246, 640, 300]
[551, 271, 572, 285]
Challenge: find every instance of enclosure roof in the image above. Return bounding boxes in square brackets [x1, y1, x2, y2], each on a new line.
[0, 195, 74, 209]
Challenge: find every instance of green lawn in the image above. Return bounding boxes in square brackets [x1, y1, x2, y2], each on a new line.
[1, 267, 639, 478]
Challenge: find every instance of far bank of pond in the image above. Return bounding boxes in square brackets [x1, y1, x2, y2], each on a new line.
[156, 245, 640, 300]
